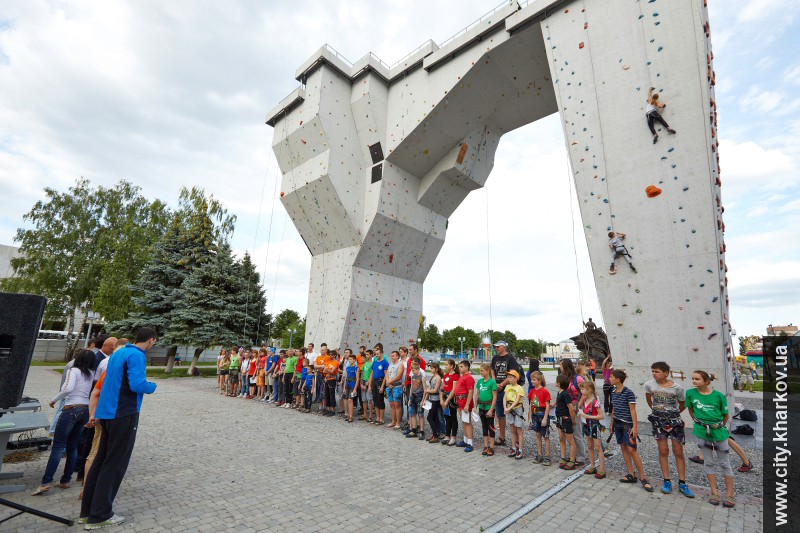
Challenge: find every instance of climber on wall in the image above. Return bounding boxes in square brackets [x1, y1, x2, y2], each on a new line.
[608, 232, 637, 275]
[646, 87, 676, 144]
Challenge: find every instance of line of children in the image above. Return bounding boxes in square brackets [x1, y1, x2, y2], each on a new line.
[216, 346, 742, 507]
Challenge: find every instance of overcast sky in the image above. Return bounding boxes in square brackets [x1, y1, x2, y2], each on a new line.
[1, 0, 798, 343]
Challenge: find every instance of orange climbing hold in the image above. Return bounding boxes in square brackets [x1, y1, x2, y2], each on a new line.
[579, 42, 585, 49]
[280, 192, 285, 197]
[456, 143, 469, 165]
[645, 185, 662, 198]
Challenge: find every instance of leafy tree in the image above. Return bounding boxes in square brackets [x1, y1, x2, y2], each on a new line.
[420, 323, 442, 352]
[441, 326, 480, 354]
[279, 317, 306, 349]
[271, 309, 301, 343]
[1, 178, 168, 357]
[517, 339, 543, 359]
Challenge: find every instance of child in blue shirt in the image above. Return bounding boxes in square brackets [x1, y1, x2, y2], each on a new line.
[343, 353, 359, 422]
[301, 365, 314, 413]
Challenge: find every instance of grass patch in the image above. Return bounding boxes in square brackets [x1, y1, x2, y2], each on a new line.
[30, 361, 70, 366]
[146, 367, 219, 379]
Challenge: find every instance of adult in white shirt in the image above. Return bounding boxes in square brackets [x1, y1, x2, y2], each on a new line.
[306, 342, 318, 366]
[33, 349, 96, 495]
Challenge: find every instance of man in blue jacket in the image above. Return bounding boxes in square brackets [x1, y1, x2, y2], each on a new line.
[81, 327, 158, 530]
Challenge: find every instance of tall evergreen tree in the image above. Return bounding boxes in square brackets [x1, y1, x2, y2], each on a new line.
[165, 243, 244, 373]
[233, 252, 268, 346]
[108, 186, 235, 372]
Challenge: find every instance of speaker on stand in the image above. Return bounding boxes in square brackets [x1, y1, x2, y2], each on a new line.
[0, 292, 74, 527]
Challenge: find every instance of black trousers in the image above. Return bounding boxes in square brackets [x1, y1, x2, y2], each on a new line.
[444, 404, 459, 437]
[81, 413, 139, 523]
[325, 380, 337, 407]
[426, 401, 442, 436]
[304, 389, 312, 410]
[372, 380, 385, 410]
[647, 111, 670, 135]
[479, 408, 496, 438]
[283, 374, 294, 404]
[76, 425, 95, 478]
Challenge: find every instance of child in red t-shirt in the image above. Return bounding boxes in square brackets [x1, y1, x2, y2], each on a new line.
[441, 360, 460, 446]
[578, 381, 606, 479]
[445, 360, 475, 452]
[528, 371, 552, 466]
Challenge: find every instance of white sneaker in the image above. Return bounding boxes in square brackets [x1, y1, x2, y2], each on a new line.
[84, 514, 125, 529]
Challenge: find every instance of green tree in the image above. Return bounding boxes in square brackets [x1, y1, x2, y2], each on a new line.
[271, 309, 301, 343]
[279, 317, 306, 349]
[441, 326, 480, 354]
[233, 252, 268, 346]
[109, 186, 236, 372]
[420, 323, 442, 352]
[164, 243, 244, 373]
[1, 178, 168, 357]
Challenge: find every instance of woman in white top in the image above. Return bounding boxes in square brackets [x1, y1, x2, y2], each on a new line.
[32, 349, 95, 495]
[646, 87, 676, 144]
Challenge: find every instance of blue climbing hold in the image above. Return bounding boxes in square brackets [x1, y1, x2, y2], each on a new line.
[674, 176, 678, 180]
[705, 310, 711, 315]
[707, 269, 713, 273]
[712, 296, 718, 302]
[655, 21, 661, 25]
[661, 156, 667, 160]
[658, 46, 663, 52]
[671, 164, 676, 168]
[647, 61, 652, 65]
[683, 186, 689, 191]
[603, 199, 609, 203]
[668, 147, 675, 152]
[638, 14, 644, 19]
[607, 226, 612, 231]
[700, 283, 705, 287]
[653, 12, 659, 17]
[692, 230, 696, 233]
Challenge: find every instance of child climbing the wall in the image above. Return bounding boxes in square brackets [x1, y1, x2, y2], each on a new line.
[608, 232, 637, 274]
[646, 87, 676, 144]
[686, 371, 736, 507]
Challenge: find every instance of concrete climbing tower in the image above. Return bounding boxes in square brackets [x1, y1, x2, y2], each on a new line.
[267, 0, 731, 407]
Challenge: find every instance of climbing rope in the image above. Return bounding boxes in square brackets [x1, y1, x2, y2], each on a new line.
[242, 152, 272, 339]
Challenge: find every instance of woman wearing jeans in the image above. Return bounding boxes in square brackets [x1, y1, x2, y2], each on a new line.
[32, 349, 95, 495]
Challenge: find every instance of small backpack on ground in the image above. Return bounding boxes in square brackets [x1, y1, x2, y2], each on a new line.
[732, 424, 754, 436]
[733, 409, 758, 422]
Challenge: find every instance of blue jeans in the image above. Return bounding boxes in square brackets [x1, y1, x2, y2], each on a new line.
[49, 398, 65, 434]
[41, 405, 89, 485]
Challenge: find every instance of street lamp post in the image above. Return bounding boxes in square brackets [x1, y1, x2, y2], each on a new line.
[83, 310, 100, 348]
[288, 328, 297, 349]
[458, 336, 465, 359]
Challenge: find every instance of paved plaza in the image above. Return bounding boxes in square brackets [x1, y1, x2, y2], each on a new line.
[0, 368, 763, 532]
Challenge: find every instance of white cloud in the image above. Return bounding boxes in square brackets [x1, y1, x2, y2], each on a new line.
[0, 0, 797, 343]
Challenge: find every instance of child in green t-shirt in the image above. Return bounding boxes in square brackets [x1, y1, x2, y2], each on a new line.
[686, 371, 735, 508]
[475, 363, 498, 456]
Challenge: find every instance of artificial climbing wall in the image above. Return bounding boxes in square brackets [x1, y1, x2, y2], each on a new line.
[268, 0, 730, 410]
[543, 0, 731, 410]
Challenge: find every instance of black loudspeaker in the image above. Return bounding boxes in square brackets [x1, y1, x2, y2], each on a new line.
[0, 292, 47, 409]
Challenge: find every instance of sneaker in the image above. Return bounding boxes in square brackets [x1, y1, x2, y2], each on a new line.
[455, 441, 468, 447]
[679, 483, 695, 498]
[532, 455, 542, 464]
[482, 448, 489, 456]
[403, 429, 411, 436]
[464, 445, 473, 453]
[405, 431, 417, 438]
[515, 450, 523, 460]
[737, 462, 753, 473]
[418, 433, 425, 441]
[661, 480, 673, 494]
[507, 450, 517, 458]
[652, 134, 658, 144]
[542, 457, 552, 467]
[78, 518, 88, 524]
[595, 471, 606, 479]
[84, 514, 125, 530]
[667, 128, 676, 134]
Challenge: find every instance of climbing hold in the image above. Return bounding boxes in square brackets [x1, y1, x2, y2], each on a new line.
[301, 139, 307, 144]
[693, 347, 699, 352]
[280, 192, 285, 197]
[622, 65, 630, 70]
[617, 321, 624, 326]
[682, 186, 689, 192]
[423, 149, 429, 155]
[584, 22, 588, 29]
[603, 199, 609, 203]
[697, 326, 705, 329]
[705, 310, 711, 315]
[645, 185, 662, 198]
[635, 308, 642, 314]
[579, 42, 585, 49]
[389, 253, 394, 263]
[707, 333, 718, 340]
[667, 147, 674, 152]
[299, 120, 303, 125]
